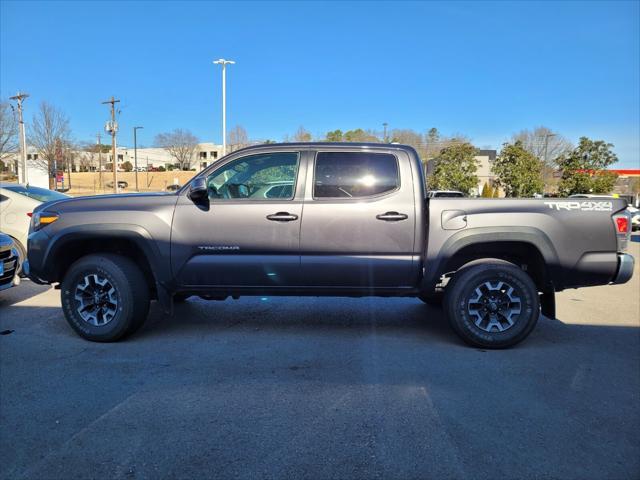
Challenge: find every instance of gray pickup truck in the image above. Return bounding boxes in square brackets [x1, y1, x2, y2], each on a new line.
[26, 143, 634, 347]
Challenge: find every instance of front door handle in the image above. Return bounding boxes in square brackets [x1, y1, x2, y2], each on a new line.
[266, 212, 299, 222]
[376, 211, 408, 222]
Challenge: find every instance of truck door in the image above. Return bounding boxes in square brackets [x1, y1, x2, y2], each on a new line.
[299, 150, 418, 289]
[171, 150, 307, 287]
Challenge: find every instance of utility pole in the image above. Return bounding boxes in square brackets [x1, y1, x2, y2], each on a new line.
[101, 96, 120, 194]
[133, 126, 143, 191]
[96, 133, 103, 191]
[9, 92, 29, 185]
[383, 122, 388, 143]
[213, 58, 235, 156]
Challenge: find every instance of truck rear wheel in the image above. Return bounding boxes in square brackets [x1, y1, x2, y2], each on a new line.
[444, 262, 539, 348]
[60, 254, 150, 342]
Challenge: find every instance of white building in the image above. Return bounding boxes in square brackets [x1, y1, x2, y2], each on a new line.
[2, 142, 225, 175]
[474, 149, 498, 194]
[113, 142, 223, 171]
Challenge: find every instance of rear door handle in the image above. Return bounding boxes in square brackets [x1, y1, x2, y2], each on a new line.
[376, 211, 408, 221]
[266, 212, 299, 222]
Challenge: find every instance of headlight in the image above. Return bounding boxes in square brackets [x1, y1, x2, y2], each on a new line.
[31, 212, 59, 231]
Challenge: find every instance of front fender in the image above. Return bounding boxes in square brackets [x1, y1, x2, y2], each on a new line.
[28, 223, 171, 285]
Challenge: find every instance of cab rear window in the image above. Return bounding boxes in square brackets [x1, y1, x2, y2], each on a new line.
[314, 152, 399, 198]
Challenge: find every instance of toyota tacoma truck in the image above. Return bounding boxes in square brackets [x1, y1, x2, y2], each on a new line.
[25, 143, 634, 348]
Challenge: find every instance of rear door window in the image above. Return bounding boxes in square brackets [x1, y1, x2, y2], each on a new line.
[313, 152, 399, 198]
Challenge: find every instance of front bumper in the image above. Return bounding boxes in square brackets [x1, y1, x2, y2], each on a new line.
[611, 253, 635, 285]
[25, 228, 53, 284]
[0, 249, 20, 291]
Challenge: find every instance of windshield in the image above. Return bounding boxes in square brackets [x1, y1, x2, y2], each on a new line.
[2, 185, 69, 203]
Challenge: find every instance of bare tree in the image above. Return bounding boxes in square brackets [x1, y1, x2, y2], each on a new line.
[512, 127, 572, 165]
[390, 129, 423, 156]
[512, 126, 572, 191]
[73, 142, 101, 172]
[154, 129, 199, 170]
[293, 126, 312, 142]
[77, 151, 95, 172]
[227, 125, 249, 152]
[0, 100, 19, 169]
[29, 102, 73, 187]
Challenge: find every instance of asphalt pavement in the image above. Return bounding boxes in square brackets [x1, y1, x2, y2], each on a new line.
[1, 236, 639, 479]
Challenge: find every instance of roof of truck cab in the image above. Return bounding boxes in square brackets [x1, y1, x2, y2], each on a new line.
[228, 142, 419, 154]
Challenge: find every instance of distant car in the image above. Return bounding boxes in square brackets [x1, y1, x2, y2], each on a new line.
[0, 232, 20, 291]
[569, 194, 619, 200]
[105, 180, 129, 189]
[166, 184, 182, 192]
[427, 190, 465, 198]
[627, 206, 640, 231]
[0, 183, 69, 267]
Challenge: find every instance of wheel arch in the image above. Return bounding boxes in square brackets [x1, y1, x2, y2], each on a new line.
[422, 227, 561, 293]
[43, 224, 169, 300]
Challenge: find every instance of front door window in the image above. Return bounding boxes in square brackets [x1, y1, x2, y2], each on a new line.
[206, 152, 299, 201]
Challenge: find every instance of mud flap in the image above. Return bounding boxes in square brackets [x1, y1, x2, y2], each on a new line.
[540, 289, 556, 319]
[156, 283, 174, 315]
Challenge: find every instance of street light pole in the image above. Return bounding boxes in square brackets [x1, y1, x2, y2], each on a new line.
[133, 126, 143, 191]
[213, 58, 235, 156]
[383, 122, 388, 143]
[543, 133, 557, 193]
[9, 92, 29, 185]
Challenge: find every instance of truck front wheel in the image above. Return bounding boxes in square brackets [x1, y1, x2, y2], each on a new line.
[60, 254, 150, 342]
[444, 262, 540, 348]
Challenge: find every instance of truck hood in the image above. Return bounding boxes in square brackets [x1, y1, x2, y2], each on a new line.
[33, 192, 177, 214]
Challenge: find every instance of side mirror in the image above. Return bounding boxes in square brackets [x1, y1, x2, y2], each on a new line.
[188, 177, 208, 202]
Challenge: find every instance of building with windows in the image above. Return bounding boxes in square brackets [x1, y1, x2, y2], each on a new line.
[115, 143, 223, 171]
[2, 142, 224, 175]
[474, 150, 498, 195]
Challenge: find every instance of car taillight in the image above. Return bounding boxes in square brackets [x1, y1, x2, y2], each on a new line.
[27, 212, 32, 218]
[613, 213, 631, 251]
[615, 216, 628, 233]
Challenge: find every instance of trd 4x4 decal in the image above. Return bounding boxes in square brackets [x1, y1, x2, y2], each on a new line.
[544, 201, 613, 212]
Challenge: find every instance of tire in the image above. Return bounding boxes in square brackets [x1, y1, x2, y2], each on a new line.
[444, 262, 539, 349]
[418, 293, 443, 306]
[10, 238, 26, 276]
[60, 254, 150, 342]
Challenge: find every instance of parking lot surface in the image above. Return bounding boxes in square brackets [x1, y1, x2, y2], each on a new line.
[1, 237, 639, 480]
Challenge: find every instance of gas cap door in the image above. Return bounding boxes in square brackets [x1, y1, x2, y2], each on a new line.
[441, 210, 467, 230]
